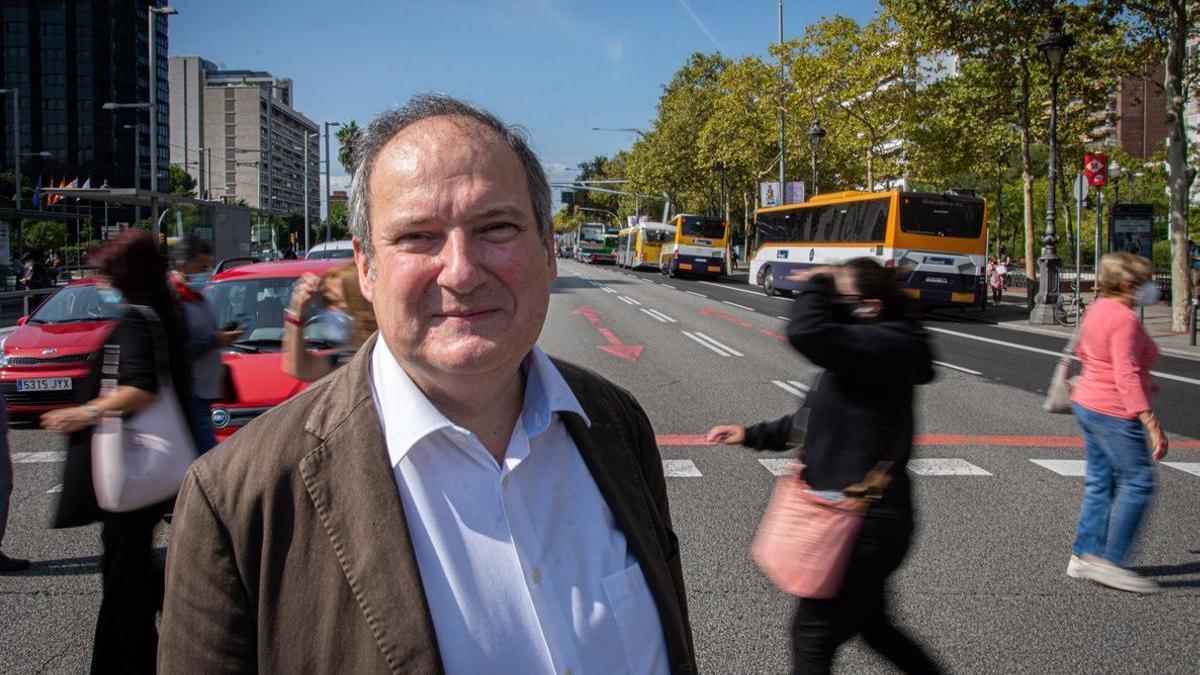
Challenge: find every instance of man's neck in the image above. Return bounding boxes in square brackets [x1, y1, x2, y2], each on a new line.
[406, 361, 527, 465]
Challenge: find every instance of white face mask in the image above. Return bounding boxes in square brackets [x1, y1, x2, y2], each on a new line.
[1134, 282, 1160, 307]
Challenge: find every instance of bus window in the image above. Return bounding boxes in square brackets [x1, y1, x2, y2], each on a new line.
[681, 216, 726, 239]
[900, 195, 984, 238]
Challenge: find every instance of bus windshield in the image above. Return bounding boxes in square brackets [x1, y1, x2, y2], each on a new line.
[899, 195, 984, 238]
[579, 224, 606, 243]
[680, 216, 726, 239]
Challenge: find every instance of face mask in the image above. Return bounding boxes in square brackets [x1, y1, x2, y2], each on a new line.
[98, 288, 124, 305]
[319, 308, 354, 344]
[1134, 282, 1160, 307]
[851, 305, 878, 321]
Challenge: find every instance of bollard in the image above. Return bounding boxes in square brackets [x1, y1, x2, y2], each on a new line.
[22, 294, 28, 317]
[1191, 298, 1198, 347]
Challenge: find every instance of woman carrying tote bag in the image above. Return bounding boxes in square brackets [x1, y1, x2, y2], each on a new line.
[707, 259, 943, 675]
[43, 229, 197, 675]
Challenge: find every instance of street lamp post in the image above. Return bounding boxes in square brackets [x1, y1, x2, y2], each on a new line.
[123, 124, 141, 224]
[1030, 17, 1074, 325]
[777, 0, 787, 201]
[297, 132, 317, 254]
[147, 5, 178, 238]
[807, 118, 826, 199]
[324, 121, 342, 244]
[0, 88, 21, 210]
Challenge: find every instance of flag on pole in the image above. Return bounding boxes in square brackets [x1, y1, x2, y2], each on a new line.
[81, 177, 91, 189]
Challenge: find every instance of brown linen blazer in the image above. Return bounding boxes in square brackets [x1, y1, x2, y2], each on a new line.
[158, 334, 696, 674]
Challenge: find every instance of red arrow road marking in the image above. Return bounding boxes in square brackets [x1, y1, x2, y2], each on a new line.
[700, 308, 754, 328]
[572, 306, 644, 363]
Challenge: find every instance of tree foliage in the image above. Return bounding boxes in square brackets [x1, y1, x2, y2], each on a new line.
[168, 164, 197, 197]
[337, 121, 361, 177]
[22, 220, 67, 253]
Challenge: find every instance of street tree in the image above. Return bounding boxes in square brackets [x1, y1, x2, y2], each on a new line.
[22, 219, 67, 253]
[168, 164, 197, 197]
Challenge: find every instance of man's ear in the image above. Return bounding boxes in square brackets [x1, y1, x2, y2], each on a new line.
[353, 238, 374, 303]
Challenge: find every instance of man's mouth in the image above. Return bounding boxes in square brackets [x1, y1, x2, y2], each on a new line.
[433, 309, 498, 323]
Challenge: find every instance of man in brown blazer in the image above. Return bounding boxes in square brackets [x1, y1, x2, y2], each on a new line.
[159, 94, 695, 674]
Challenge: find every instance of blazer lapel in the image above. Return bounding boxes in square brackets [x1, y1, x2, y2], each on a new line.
[298, 336, 443, 674]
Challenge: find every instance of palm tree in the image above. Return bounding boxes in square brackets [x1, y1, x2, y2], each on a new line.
[336, 121, 360, 178]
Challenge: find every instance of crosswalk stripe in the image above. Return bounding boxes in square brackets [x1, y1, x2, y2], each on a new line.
[13, 451, 66, 463]
[772, 380, 805, 397]
[907, 459, 992, 476]
[1163, 462, 1200, 477]
[663, 459, 702, 478]
[759, 459, 799, 477]
[1030, 459, 1087, 476]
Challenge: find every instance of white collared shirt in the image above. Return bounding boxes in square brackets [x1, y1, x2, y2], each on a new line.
[369, 340, 669, 675]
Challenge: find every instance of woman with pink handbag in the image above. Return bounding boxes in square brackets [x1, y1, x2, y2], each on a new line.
[707, 259, 943, 675]
[42, 229, 197, 674]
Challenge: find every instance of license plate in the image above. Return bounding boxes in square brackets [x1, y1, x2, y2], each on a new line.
[926, 276, 950, 284]
[694, 258, 707, 263]
[16, 378, 72, 392]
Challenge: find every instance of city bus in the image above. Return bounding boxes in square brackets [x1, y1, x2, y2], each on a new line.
[616, 221, 674, 270]
[749, 190, 987, 306]
[574, 221, 619, 264]
[659, 214, 729, 279]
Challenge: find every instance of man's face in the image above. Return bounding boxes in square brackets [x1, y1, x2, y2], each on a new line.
[356, 116, 555, 382]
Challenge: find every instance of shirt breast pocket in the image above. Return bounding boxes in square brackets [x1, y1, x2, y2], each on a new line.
[602, 561, 670, 675]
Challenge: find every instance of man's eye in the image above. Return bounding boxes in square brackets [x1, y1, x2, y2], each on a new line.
[396, 232, 435, 243]
[481, 223, 520, 238]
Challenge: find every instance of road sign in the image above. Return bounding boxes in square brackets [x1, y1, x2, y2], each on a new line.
[1072, 174, 1089, 203]
[1084, 153, 1108, 187]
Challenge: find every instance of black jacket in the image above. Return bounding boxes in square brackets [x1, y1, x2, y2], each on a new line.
[744, 274, 934, 518]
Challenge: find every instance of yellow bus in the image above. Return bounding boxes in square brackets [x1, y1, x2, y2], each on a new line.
[750, 190, 988, 306]
[616, 222, 674, 270]
[659, 214, 729, 279]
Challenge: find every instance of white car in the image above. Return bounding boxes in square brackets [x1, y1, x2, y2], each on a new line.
[305, 240, 355, 260]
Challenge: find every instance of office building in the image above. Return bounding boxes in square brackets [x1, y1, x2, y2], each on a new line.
[169, 56, 318, 223]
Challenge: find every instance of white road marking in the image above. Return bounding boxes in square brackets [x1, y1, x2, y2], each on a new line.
[776, 316, 790, 321]
[602, 287, 618, 294]
[787, 380, 810, 391]
[691, 332, 745, 357]
[46, 484, 62, 494]
[620, 296, 642, 305]
[772, 380, 806, 397]
[686, 290, 707, 298]
[759, 458, 800, 477]
[641, 308, 677, 323]
[927, 326, 1200, 387]
[907, 459, 992, 476]
[682, 331, 735, 356]
[723, 300, 755, 311]
[1163, 462, 1200, 477]
[698, 280, 780, 298]
[641, 308, 668, 322]
[663, 284, 676, 289]
[933, 361, 983, 376]
[13, 451, 66, 463]
[663, 459, 702, 478]
[1030, 459, 1087, 476]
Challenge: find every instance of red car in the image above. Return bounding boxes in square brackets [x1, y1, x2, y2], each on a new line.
[205, 259, 348, 441]
[0, 278, 121, 417]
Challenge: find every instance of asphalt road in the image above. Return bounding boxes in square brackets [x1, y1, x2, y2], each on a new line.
[0, 259, 1197, 673]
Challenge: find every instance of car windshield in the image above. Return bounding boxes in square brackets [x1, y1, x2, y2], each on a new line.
[306, 248, 354, 260]
[681, 216, 726, 240]
[29, 284, 123, 323]
[205, 277, 341, 351]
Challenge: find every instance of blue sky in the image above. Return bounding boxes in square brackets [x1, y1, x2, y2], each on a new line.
[170, 0, 881, 194]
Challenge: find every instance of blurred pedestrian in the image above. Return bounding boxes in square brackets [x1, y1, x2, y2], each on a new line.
[1066, 252, 1166, 594]
[172, 235, 242, 453]
[987, 256, 1007, 305]
[707, 258, 943, 675]
[42, 228, 196, 674]
[0, 399, 31, 572]
[282, 262, 375, 381]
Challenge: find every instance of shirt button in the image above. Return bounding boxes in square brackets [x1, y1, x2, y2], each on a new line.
[501, 475, 510, 488]
[531, 567, 542, 584]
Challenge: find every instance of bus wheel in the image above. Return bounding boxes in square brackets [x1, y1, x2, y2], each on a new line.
[762, 266, 777, 296]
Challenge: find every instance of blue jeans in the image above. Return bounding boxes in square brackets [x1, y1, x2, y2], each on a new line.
[190, 398, 218, 455]
[1071, 403, 1156, 566]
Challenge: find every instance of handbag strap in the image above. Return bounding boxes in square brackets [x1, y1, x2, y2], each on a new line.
[100, 305, 173, 395]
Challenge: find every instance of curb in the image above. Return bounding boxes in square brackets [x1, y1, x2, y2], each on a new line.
[988, 317, 1200, 363]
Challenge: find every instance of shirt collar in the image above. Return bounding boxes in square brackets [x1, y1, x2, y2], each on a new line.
[370, 340, 590, 469]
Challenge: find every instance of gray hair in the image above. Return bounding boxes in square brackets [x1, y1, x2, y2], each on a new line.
[348, 93, 552, 264]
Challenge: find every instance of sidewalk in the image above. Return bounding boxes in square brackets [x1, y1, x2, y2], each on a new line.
[986, 289, 1199, 361]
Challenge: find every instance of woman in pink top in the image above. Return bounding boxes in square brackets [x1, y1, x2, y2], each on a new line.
[1066, 253, 1168, 594]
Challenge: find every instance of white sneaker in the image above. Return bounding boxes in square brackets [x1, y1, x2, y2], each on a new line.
[1066, 555, 1089, 579]
[1079, 555, 1161, 594]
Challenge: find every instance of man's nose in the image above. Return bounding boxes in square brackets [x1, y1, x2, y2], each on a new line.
[436, 229, 487, 293]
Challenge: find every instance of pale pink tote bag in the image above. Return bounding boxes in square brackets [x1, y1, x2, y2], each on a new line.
[91, 305, 197, 512]
[751, 469, 867, 599]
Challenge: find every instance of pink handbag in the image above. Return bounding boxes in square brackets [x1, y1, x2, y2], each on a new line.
[751, 468, 869, 599]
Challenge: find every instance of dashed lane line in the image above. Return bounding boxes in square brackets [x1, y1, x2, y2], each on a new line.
[686, 290, 707, 298]
[1030, 459, 1087, 476]
[933, 361, 983, 376]
[907, 459, 992, 476]
[927, 326, 1200, 387]
[640, 308, 677, 323]
[13, 451, 66, 463]
[723, 300, 756, 312]
[682, 331, 736, 356]
[689, 331, 745, 357]
[771, 380, 808, 398]
[663, 459, 702, 478]
[617, 296, 637, 305]
[776, 316, 790, 321]
[697, 280, 780, 298]
[663, 284, 676, 289]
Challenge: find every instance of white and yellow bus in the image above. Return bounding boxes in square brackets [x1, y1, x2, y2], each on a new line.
[616, 222, 674, 270]
[750, 190, 988, 306]
[659, 214, 729, 279]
